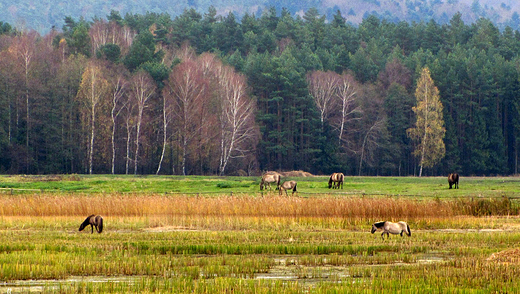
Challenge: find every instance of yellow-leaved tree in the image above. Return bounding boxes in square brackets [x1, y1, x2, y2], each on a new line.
[407, 67, 446, 177]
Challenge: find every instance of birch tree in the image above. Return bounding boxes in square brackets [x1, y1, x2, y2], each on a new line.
[407, 67, 446, 176]
[76, 60, 110, 174]
[165, 60, 206, 175]
[10, 31, 37, 172]
[129, 70, 155, 174]
[335, 72, 361, 144]
[307, 70, 338, 129]
[108, 66, 128, 174]
[216, 65, 257, 175]
[156, 72, 178, 175]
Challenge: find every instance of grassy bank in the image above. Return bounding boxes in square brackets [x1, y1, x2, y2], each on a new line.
[0, 174, 519, 198]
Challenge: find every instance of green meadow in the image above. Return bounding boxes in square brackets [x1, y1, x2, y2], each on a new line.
[0, 174, 519, 197]
[1, 175, 520, 293]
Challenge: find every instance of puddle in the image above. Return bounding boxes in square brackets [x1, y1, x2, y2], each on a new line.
[0, 276, 141, 293]
[0, 254, 450, 291]
[255, 254, 449, 282]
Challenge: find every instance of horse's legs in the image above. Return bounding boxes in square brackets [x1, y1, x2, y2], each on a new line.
[90, 224, 94, 234]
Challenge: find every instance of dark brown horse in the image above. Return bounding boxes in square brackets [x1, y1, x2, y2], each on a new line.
[260, 171, 281, 191]
[328, 172, 344, 189]
[448, 173, 459, 189]
[79, 215, 104, 233]
[279, 180, 297, 196]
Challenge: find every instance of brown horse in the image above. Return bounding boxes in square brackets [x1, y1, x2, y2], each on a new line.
[279, 180, 297, 196]
[260, 171, 281, 191]
[448, 173, 459, 189]
[79, 215, 104, 233]
[328, 172, 344, 189]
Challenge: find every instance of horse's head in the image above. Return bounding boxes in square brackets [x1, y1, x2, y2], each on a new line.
[371, 221, 385, 233]
[328, 177, 333, 189]
[79, 222, 87, 231]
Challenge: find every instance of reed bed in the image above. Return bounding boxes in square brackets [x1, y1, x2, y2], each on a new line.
[0, 193, 457, 218]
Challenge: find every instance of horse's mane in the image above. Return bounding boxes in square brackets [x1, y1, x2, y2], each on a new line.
[82, 215, 95, 224]
[373, 221, 386, 229]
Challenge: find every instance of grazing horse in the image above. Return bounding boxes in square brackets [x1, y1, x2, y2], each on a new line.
[371, 221, 411, 240]
[448, 173, 459, 189]
[328, 173, 344, 189]
[79, 215, 104, 234]
[260, 172, 281, 191]
[279, 181, 297, 196]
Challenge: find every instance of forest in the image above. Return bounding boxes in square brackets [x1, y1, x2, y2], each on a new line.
[0, 7, 520, 176]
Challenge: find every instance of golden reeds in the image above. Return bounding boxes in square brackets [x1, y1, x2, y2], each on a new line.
[0, 193, 455, 219]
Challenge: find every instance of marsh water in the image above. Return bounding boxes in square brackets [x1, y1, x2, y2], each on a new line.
[0, 253, 449, 293]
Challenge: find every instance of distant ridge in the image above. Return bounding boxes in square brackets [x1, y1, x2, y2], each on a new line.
[2, 0, 520, 33]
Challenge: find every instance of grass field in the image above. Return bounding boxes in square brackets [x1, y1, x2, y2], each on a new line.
[1, 175, 520, 293]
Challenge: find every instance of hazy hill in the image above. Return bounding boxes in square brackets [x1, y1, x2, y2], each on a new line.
[2, 0, 520, 33]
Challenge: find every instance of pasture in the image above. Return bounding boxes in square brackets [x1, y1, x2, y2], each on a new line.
[1, 175, 520, 293]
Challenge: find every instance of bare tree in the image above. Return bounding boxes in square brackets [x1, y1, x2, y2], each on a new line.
[166, 60, 206, 175]
[215, 66, 258, 175]
[307, 70, 338, 129]
[11, 31, 38, 172]
[359, 117, 387, 176]
[107, 65, 129, 174]
[121, 97, 136, 175]
[335, 73, 362, 144]
[157, 73, 178, 175]
[76, 60, 110, 174]
[129, 70, 156, 174]
[89, 19, 135, 56]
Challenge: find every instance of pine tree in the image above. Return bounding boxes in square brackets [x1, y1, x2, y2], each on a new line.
[407, 67, 446, 176]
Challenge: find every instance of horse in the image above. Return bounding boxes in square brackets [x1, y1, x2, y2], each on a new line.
[279, 180, 297, 196]
[328, 172, 344, 189]
[79, 215, 104, 234]
[448, 173, 459, 189]
[371, 221, 411, 240]
[260, 171, 281, 191]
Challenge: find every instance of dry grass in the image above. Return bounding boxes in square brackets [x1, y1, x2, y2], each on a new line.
[0, 193, 455, 218]
[487, 248, 520, 264]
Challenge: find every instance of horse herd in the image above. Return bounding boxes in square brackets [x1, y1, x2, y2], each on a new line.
[79, 173, 460, 237]
[259, 171, 460, 240]
[260, 171, 461, 195]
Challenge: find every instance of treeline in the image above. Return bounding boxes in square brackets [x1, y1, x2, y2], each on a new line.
[0, 8, 520, 176]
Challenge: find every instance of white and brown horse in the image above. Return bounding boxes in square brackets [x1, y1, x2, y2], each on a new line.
[328, 172, 344, 189]
[371, 221, 411, 240]
[260, 171, 281, 191]
[448, 173, 459, 189]
[279, 180, 297, 196]
[79, 215, 104, 234]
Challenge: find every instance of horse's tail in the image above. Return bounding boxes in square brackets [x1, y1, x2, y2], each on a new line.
[292, 182, 297, 192]
[98, 216, 103, 233]
[406, 223, 411, 236]
[277, 174, 281, 188]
